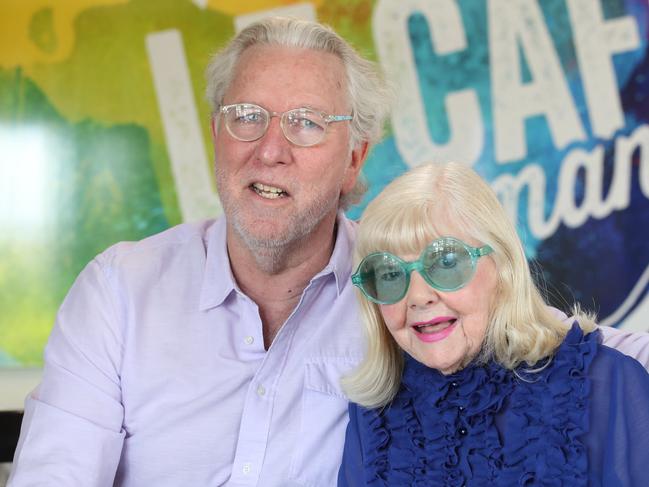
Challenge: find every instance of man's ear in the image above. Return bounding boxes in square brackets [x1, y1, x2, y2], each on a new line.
[342, 141, 370, 195]
[210, 116, 219, 140]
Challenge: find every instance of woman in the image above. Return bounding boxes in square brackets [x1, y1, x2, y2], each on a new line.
[339, 162, 649, 486]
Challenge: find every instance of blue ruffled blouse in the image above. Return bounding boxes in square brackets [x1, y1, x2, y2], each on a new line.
[339, 325, 649, 486]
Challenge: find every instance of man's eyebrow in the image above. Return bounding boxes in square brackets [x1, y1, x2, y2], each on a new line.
[299, 105, 341, 114]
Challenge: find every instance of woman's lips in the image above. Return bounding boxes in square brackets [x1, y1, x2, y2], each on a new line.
[412, 317, 457, 343]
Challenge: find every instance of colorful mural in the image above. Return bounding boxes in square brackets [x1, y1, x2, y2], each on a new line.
[1, 0, 647, 366]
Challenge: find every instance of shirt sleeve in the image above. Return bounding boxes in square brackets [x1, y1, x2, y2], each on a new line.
[598, 325, 649, 371]
[338, 403, 366, 487]
[586, 345, 649, 486]
[9, 258, 126, 486]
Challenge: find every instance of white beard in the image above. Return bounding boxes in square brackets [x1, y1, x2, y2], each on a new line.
[215, 167, 341, 274]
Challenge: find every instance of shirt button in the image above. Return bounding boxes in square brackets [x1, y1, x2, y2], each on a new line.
[244, 336, 254, 345]
[257, 385, 266, 396]
[242, 462, 251, 474]
[458, 406, 465, 412]
[459, 427, 468, 436]
[450, 381, 459, 388]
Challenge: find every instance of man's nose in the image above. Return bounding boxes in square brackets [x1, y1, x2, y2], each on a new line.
[255, 116, 292, 166]
[407, 271, 439, 310]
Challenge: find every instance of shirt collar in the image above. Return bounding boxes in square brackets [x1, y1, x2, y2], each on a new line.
[319, 211, 357, 296]
[198, 211, 357, 310]
[199, 217, 236, 310]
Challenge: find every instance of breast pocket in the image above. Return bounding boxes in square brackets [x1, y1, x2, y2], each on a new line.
[288, 359, 359, 487]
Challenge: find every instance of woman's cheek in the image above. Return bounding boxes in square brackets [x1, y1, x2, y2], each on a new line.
[379, 303, 406, 331]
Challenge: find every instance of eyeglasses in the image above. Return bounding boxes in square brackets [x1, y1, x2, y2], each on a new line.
[352, 237, 493, 305]
[219, 103, 353, 147]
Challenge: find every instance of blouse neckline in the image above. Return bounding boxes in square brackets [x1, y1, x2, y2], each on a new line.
[360, 323, 599, 486]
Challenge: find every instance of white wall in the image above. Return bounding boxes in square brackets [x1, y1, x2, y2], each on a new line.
[0, 369, 41, 411]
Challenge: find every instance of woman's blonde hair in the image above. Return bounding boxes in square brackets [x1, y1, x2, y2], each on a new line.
[342, 162, 596, 408]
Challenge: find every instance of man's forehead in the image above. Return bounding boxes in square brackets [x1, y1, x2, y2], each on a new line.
[224, 44, 349, 110]
[235, 44, 345, 78]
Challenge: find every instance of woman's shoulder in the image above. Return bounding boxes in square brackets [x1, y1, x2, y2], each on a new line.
[591, 338, 649, 381]
[557, 321, 649, 379]
[520, 322, 599, 380]
[557, 321, 600, 352]
[559, 323, 649, 408]
[585, 328, 649, 485]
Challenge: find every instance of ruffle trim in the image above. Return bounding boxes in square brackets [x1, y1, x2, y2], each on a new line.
[359, 323, 598, 486]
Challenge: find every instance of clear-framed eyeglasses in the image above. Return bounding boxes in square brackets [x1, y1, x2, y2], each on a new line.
[219, 103, 353, 147]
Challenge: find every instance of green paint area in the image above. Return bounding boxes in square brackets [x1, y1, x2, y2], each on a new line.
[0, 68, 168, 366]
[29, 7, 58, 54]
[320, 1, 377, 62]
[26, 0, 235, 227]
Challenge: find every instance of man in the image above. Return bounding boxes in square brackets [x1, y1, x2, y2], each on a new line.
[8, 16, 649, 487]
[9, 17, 388, 487]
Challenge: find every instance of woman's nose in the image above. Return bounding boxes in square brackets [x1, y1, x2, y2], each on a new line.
[407, 271, 439, 310]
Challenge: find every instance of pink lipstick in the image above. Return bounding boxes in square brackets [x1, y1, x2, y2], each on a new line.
[411, 317, 457, 343]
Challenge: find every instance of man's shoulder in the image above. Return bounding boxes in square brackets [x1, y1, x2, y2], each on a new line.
[95, 218, 222, 271]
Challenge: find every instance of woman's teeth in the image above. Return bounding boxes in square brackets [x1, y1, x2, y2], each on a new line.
[252, 183, 286, 199]
[415, 320, 455, 334]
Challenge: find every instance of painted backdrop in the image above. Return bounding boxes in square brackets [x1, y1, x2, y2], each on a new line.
[1, 0, 648, 366]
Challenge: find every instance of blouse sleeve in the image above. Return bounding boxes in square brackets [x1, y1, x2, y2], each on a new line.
[598, 325, 649, 371]
[338, 403, 366, 487]
[586, 344, 649, 486]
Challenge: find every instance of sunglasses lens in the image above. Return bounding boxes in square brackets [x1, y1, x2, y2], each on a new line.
[357, 254, 407, 304]
[422, 239, 475, 291]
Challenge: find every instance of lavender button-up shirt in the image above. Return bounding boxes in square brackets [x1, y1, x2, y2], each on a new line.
[9, 214, 364, 487]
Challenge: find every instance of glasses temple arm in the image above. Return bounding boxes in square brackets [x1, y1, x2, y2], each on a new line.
[475, 245, 494, 257]
[326, 115, 353, 122]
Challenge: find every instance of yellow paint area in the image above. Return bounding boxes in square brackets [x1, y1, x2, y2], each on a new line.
[0, 0, 128, 68]
[206, 0, 322, 16]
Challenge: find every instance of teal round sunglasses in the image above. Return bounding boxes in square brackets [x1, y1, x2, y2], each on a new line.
[351, 237, 494, 305]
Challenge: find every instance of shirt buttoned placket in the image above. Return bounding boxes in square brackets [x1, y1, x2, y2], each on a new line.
[227, 285, 310, 486]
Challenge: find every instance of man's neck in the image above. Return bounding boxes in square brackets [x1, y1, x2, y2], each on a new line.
[226, 216, 338, 349]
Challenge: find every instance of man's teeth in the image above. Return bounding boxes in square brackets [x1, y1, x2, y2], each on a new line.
[252, 183, 286, 199]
